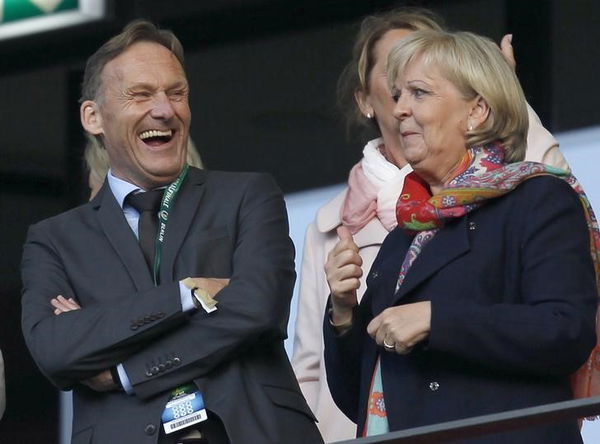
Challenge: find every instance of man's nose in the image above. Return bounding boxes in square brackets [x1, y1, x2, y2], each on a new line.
[150, 92, 175, 120]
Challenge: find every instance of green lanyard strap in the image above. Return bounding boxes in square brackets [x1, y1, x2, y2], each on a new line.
[152, 164, 189, 286]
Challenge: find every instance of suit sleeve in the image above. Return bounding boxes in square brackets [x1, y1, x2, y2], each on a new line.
[428, 178, 597, 376]
[119, 173, 296, 399]
[323, 300, 366, 424]
[21, 224, 188, 389]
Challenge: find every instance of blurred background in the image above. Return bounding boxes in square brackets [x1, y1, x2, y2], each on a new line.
[1, 0, 599, 442]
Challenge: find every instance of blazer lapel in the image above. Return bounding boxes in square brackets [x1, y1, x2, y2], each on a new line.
[369, 228, 412, 317]
[159, 167, 207, 284]
[94, 183, 152, 290]
[392, 216, 470, 304]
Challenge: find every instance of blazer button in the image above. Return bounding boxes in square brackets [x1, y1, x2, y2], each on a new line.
[130, 323, 139, 331]
[173, 357, 181, 366]
[371, 271, 379, 279]
[428, 381, 440, 391]
[158, 363, 165, 372]
[157, 312, 165, 319]
[469, 221, 477, 231]
[144, 424, 157, 435]
[165, 360, 173, 369]
[145, 370, 153, 377]
[151, 366, 159, 374]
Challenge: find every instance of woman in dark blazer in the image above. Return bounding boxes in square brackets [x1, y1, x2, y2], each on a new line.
[324, 29, 600, 443]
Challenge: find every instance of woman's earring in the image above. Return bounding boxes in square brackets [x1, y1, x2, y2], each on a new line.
[468, 123, 473, 131]
[366, 113, 373, 119]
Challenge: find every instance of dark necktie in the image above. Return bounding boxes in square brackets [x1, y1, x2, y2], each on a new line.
[125, 190, 164, 270]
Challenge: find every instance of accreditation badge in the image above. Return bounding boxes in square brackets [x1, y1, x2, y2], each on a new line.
[161, 384, 207, 434]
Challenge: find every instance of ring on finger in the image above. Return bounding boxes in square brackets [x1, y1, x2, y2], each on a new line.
[383, 339, 395, 351]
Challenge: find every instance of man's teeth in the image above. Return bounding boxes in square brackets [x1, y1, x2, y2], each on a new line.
[139, 129, 173, 140]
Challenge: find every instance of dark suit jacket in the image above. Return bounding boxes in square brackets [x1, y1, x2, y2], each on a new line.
[22, 167, 322, 444]
[324, 175, 597, 443]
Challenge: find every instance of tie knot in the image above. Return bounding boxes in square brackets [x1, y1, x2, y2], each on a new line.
[126, 189, 163, 213]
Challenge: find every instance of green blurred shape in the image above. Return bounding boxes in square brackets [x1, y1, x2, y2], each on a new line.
[3, 0, 79, 23]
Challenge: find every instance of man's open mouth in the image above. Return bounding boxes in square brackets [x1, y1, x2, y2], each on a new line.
[139, 129, 174, 146]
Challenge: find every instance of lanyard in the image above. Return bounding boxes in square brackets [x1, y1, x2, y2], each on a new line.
[152, 164, 190, 286]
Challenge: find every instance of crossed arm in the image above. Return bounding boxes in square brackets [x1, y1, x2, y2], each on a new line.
[50, 277, 229, 392]
[22, 173, 295, 398]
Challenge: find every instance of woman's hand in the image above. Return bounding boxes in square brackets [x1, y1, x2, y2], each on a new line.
[367, 301, 431, 354]
[500, 34, 516, 70]
[325, 226, 362, 327]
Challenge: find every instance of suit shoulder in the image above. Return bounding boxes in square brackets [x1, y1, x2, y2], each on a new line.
[203, 170, 280, 191]
[29, 201, 94, 232]
[510, 174, 581, 206]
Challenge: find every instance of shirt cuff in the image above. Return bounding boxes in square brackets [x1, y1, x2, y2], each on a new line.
[179, 280, 197, 312]
[117, 364, 134, 395]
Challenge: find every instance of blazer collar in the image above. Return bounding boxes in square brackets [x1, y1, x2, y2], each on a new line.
[158, 167, 207, 283]
[315, 188, 389, 248]
[92, 168, 207, 287]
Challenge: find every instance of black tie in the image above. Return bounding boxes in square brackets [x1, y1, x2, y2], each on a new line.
[126, 190, 164, 270]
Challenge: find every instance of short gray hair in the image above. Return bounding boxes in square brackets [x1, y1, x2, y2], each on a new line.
[80, 19, 185, 103]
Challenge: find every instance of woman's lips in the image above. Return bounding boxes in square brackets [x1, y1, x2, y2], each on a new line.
[401, 131, 418, 137]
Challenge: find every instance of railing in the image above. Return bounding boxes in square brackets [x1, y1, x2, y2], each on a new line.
[334, 396, 600, 443]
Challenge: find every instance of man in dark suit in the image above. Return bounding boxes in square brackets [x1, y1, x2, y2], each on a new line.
[21, 20, 321, 444]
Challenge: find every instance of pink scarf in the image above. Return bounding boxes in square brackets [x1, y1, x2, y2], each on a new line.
[341, 139, 408, 234]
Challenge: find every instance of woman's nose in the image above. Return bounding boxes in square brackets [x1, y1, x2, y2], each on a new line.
[392, 95, 410, 120]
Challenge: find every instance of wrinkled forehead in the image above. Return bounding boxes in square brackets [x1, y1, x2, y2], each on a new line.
[100, 41, 187, 92]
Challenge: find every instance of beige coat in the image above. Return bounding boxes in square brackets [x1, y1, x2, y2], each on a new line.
[291, 105, 569, 442]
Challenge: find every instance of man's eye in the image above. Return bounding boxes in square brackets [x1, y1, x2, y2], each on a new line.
[132, 92, 151, 99]
[169, 90, 187, 100]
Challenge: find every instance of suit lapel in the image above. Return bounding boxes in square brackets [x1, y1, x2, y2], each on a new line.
[391, 216, 470, 304]
[159, 167, 207, 284]
[94, 183, 152, 290]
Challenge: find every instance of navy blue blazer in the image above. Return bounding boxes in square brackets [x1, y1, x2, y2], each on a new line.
[324, 175, 597, 443]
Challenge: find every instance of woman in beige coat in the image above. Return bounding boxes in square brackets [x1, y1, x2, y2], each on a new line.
[291, 7, 570, 443]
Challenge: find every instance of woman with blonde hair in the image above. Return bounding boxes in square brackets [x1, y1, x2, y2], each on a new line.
[324, 29, 598, 442]
[291, 7, 570, 442]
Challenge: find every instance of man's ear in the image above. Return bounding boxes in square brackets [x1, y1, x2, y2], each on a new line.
[81, 100, 103, 135]
[469, 95, 490, 129]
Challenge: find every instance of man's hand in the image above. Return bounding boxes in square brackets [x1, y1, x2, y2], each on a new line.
[51, 295, 117, 391]
[50, 295, 81, 315]
[81, 369, 117, 392]
[188, 278, 230, 298]
[325, 226, 362, 328]
[367, 301, 431, 354]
